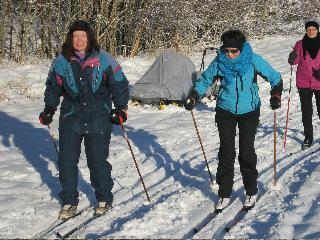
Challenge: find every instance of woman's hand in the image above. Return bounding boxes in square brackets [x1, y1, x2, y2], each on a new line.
[110, 108, 128, 125]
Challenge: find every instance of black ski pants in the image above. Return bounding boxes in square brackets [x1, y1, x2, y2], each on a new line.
[58, 129, 114, 206]
[215, 107, 260, 198]
[298, 88, 320, 143]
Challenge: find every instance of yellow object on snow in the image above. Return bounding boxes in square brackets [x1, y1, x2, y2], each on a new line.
[159, 101, 166, 110]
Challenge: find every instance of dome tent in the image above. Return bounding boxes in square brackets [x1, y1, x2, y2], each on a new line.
[130, 51, 197, 104]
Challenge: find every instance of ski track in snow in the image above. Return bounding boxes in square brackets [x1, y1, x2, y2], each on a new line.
[1, 35, 320, 238]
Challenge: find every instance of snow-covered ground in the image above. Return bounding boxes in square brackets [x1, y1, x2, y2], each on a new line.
[1, 35, 320, 238]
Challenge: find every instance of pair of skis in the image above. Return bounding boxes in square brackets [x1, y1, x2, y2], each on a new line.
[32, 203, 109, 239]
[191, 202, 255, 236]
[32, 204, 95, 239]
[56, 209, 109, 239]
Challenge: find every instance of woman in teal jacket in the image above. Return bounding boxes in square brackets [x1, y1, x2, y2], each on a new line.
[184, 30, 283, 212]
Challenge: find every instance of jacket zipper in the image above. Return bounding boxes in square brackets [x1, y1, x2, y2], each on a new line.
[235, 75, 239, 114]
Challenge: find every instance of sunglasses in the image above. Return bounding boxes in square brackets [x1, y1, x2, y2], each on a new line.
[222, 48, 240, 54]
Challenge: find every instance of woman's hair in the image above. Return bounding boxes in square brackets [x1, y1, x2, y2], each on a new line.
[221, 29, 246, 50]
[61, 20, 100, 61]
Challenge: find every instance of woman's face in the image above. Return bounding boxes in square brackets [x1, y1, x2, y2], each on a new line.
[223, 47, 241, 59]
[72, 30, 88, 53]
[306, 26, 318, 38]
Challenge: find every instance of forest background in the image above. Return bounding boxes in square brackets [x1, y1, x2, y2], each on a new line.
[1, 0, 320, 63]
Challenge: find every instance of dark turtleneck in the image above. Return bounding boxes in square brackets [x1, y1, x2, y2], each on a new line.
[302, 33, 320, 60]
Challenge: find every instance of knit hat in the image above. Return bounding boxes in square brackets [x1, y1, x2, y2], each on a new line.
[68, 20, 94, 35]
[222, 39, 244, 51]
[221, 29, 246, 51]
[305, 20, 319, 31]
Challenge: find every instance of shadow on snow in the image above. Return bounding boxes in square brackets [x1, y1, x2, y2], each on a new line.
[0, 111, 96, 205]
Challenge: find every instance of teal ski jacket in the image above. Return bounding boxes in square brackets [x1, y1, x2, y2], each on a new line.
[194, 42, 281, 114]
[44, 50, 129, 134]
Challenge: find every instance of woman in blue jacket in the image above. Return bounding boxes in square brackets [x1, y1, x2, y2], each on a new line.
[184, 30, 282, 212]
[39, 20, 129, 219]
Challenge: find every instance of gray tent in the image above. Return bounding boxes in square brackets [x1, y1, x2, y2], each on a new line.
[130, 51, 197, 103]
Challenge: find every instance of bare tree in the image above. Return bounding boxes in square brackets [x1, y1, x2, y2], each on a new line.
[0, 0, 320, 62]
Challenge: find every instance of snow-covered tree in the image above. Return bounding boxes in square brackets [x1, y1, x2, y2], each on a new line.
[0, 0, 319, 61]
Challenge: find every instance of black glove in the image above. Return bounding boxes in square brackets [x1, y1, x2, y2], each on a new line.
[288, 51, 297, 65]
[184, 91, 200, 111]
[312, 68, 320, 80]
[110, 107, 127, 125]
[39, 106, 55, 125]
[270, 93, 281, 110]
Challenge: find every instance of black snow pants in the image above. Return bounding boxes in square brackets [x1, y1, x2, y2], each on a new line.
[58, 129, 114, 206]
[298, 88, 320, 143]
[215, 107, 260, 198]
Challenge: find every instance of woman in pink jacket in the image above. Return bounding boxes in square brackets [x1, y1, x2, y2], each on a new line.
[288, 20, 320, 149]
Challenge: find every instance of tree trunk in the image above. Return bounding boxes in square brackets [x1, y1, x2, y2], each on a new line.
[130, 0, 152, 57]
[130, 23, 145, 57]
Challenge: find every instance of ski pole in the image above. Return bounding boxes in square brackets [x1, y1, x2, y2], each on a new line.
[190, 110, 214, 184]
[283, 65, 293, 149]
[273, 111, 277, 186]
[47, 124, 59, 157]
[120, 123, 150, 202]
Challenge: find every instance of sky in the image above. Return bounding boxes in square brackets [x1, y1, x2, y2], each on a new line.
[0, 35, 319, 238]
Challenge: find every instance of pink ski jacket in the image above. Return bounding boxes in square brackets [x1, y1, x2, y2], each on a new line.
[291, 40, 320, 90]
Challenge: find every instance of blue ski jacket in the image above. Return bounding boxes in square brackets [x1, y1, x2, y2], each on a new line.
[194, 42, 281, 114]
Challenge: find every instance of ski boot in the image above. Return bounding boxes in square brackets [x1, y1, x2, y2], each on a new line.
[94, 202, 111, 216]
[59, 205, 77, 220]
[302, 139, 313, 150]
[243, 194, 257, 210]
[215, 197, 230, 213]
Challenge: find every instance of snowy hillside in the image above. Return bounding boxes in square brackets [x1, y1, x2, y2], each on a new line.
[0, 35, 320, 239]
